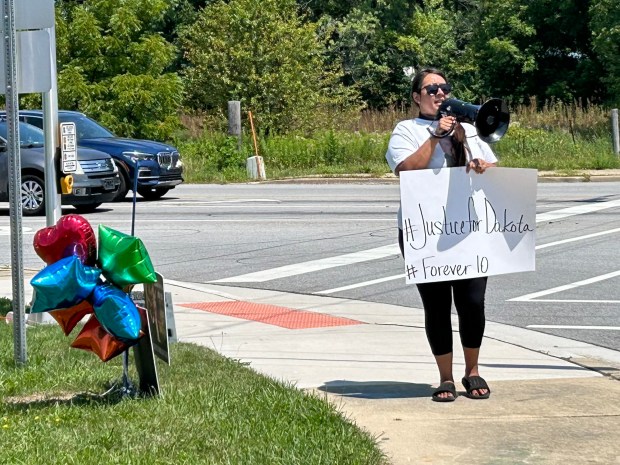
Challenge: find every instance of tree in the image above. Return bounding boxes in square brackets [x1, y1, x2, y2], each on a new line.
[590, 0, 620, 106]
[457, 0, 537, 103]
[181, 0, 359, 133]
[318, 1, 419, 108]
[394, 0, 460, 94]
[55, 0, 183, 140]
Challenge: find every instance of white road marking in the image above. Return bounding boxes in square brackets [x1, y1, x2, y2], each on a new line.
[508, 270, 620, 302]
[113, 202, 392, 209]
[81, 218, 394, 223]
[523, 299, 620, 303]
[317, 228, 620, 294]
[210, 198, 620, 285]
[212, 244, 400, 283]
[535, 227, 620, 249]
[535, 198, 620, 222]
[527, 325, 620, 331]
[316, 275, 404, 295]
[0, 226, 34, 236]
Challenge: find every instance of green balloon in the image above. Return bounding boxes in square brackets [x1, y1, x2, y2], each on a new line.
[98, 225, 157, 287]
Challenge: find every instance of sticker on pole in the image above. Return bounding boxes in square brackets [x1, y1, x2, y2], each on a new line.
[60, 122, 77, 173]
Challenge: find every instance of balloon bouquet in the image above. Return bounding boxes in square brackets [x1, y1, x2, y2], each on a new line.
[30, 214, 157, 362]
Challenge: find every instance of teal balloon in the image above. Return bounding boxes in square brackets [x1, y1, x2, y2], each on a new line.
[91, 283, 141, 341]
[97, 225, 157, 288]
[30, 255, 101, 313]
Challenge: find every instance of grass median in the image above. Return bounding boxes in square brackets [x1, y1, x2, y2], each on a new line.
[0, 322, 386, 465]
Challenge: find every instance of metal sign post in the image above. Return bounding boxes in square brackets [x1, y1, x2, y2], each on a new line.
[2, 0, 26, 365]
[1, 0, 55, 365]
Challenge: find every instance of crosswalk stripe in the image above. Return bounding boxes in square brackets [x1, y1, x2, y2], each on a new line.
[212, 244, 400, 283]
[213, 198, 620, 284]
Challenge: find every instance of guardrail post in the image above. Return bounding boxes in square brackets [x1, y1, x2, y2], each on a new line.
[228, 101, 242, 151]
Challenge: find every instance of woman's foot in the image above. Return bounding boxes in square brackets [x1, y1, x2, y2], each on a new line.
[463, 348, 489, 398]
[461, 375, 491, 399]
[432, 380, 457, 402]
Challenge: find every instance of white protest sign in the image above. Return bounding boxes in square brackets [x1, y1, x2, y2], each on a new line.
[400, 167, 537, 284]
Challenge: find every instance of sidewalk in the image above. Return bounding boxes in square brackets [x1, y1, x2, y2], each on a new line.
[165, 280, 620, 465]
[2, 273, 620, 464]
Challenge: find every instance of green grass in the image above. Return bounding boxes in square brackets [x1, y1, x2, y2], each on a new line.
[0, 324, 386, 465]
[494, 124, 620, 171]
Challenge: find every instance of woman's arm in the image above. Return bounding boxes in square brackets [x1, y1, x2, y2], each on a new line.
[394, 116, 456, 175]
[395, 136, 441, 174]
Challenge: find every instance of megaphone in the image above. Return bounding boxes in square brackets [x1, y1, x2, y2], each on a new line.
[437, 98, 510, 144]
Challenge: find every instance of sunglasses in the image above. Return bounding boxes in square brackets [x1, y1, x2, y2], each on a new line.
[422, 83, 452, 96]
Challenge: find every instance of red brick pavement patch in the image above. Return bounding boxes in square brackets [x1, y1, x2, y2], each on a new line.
[178, 301, 364, 330]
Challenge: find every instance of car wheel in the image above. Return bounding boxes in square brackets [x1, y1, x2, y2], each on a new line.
[137, 187, 170, 200]
[72, 203, 102, 214]
[113, 171, 129, 201]
[21, 175, 45, 216]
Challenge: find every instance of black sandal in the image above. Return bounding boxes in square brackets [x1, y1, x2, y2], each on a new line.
[461, 375, 491, 399]
[432, 381, 457, 402]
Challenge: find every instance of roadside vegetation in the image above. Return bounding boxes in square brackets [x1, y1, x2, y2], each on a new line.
[175, 101, 620, 183]
[0, 322, 386, 465]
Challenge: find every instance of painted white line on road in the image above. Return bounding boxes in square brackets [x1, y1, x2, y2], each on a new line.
[508, 270, 620, 302]
[61, 218, 393, 223]
[0, 227, 34, 236]
[209, 198, 620, 285]
[212, 244, 400, 283]
[524, 299, 620, 303]
[527, 325, 620, 331]
[316, 229, 620, 295]
[316, 274, 403, 295]
[535, 198, 620, 222]
[535, 227, 620, 249]
[112, 202, 394, 209]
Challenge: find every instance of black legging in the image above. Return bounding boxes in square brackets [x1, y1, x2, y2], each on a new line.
[399, 229, 487, 356]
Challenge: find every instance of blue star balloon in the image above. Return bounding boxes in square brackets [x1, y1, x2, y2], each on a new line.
[30, 255, 101, 314]
[91, 283, 142, 341]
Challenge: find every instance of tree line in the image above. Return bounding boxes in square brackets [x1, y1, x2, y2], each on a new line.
[44, 0, 619, 139]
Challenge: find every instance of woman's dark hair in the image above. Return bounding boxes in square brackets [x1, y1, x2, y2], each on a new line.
[410, 67, 446, 96]
[411, 67, 469, 167]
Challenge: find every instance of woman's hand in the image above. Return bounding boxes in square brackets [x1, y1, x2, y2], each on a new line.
[466, 158, 494, 174]
[434, 116, 456, 136]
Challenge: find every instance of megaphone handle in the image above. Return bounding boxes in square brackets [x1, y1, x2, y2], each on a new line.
[427, 119, 456, 139]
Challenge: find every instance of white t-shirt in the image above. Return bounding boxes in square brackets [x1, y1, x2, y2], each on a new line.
[385, 118, 498, 228]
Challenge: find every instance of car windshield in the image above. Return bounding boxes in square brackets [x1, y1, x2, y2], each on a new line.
[0, 122, 45, 147]
[60, 114, 115, 140]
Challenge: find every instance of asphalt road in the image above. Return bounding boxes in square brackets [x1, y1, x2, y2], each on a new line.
[1, 179, 619, 352]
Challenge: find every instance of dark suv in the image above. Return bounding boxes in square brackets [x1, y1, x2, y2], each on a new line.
[18, 110, 184, 201]
[0, 121, 120, 216]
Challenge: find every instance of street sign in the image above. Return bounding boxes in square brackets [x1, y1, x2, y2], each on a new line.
[0, 30, 52, 93]
[0, 0, 54, 94]
[14, 0, 54, 30]
[60, 122, 77, 173]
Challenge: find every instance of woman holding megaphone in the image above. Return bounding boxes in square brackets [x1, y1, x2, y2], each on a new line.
[386, 67, 497, 402]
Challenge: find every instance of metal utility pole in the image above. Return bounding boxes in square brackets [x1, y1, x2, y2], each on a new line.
[3, 0, 26, 365]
